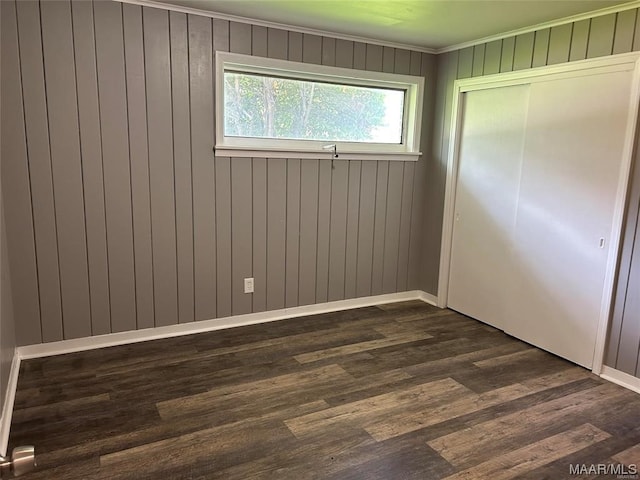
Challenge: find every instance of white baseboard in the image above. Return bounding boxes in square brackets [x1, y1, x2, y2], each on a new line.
[0, 349, 20, 456]
[600, 365, 640, 395]
[18, 290, 439, 360]
[417, 290, 438, 306]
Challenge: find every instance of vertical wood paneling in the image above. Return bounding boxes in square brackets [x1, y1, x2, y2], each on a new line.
[16, 1, 63, 340]
[188, 14, 216, 321]
[410, 51, 422, 76]
[344, 160, 361, 298]
[397, 48, 420, 292]
[622, 231, 640, 375]
[0, 210, 17, 396]
[212, 19, 229, 52]
[513, 32, 534, 70]
[394, 49, 411, 75]
[634, 9, 640, 51]
[340, 43, 360, 299]
[457, 47, 473, 78]
[143, 7, 178, 327]
[252, 159, 267, 312]
[335, 40, 354, 68]
[371, 162, 389, 295]
[41, 0, 92, 339]
[328, 161, 348, 301]
[285, 159, 301, 308]
[397, 163, 414, 292]
[303, 34, 322, 64]
[570, 19, 591, 61]
[1, 0, 42, 346]
[394, 49, 411, 74]
[229, 22, 251, 54]
[408, 53, 435, 289]
[615, 197, 640, 374]
[4, 1, 433, 346]
[483, 40, 502, 75]
[322, 37, 336, 66]
[381, 47, 394, 73]
[266, 159, 287, 311]
[613, 10, 637, 54]
[587, 13, 616, 58]
[215, 157, 232, 318]
[613, 212, 640, 375]
[123, 4, 155, 330]
[366, 44, 384, 72]
[315, 161, 332, 303]
[430, 52, 449, 237]
[251, 26, 267, 57]
[438, 51, 459, 223]
[95, 1, 137, 334]
[500, 37, 515, 72]
[288, 32, 302, 62]
[298, 160, 319, 305]
[607, 117, 640, 374]
[547, 24, 573, 65]
[356, 162, 377, 297]
[267, 28, 288, 60]
[422, 50, 457, 294]
[72, 0, 111, 336]
[382, 46, 395, 73]
[353, 42, 367, 70]
[231, 158, 253, 315]
[170, 12, 194, 324]
[382, 163, 403, 294]
[472, 44, 485, 76]
[532, 29, 550, 67]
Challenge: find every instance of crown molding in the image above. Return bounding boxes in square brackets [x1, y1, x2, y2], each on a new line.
[114, 0, 437, 54]
[109, 1, 640, 57]
[436, 0, 640, 54]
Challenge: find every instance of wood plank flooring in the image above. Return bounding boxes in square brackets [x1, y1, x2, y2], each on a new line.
[8, 301, 640, 479]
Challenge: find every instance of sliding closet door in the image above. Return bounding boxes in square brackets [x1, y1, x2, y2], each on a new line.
[448, 85, 530, 330]
[505, 71, 633, 368]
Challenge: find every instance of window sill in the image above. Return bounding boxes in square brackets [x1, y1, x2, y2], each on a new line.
[214, 146, 421, 162]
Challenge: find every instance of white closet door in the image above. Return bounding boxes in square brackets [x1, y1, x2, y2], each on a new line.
[448, 85, 530, 330]
[505, 71, 633, 368]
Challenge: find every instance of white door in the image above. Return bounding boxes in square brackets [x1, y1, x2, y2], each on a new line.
[505, 71, 632, 368]
[448, 67, 635, 369]
[448, 85, 530, 330]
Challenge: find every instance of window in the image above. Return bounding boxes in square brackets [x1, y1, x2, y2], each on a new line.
[215, 52, 424, 161]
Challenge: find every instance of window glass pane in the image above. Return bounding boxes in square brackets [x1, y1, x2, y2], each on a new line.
[224, 72, 405, 144]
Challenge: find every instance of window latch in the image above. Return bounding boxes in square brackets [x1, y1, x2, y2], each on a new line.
[323, 144, 339, 169]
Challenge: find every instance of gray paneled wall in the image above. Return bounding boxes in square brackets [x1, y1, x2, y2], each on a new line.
[1, 206, 17, 417]
[1, 2, 18, 410]
[607, 130, 640, 378]
[1, 110, 17, 418]
[0, 0, 435, 346]
[429, 8, 640, 377]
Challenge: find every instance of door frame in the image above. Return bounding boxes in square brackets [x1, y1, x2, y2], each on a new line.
[437, 52, 640, 374]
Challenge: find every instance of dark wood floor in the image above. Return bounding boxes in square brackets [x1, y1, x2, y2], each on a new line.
[8, 301, 640, 479]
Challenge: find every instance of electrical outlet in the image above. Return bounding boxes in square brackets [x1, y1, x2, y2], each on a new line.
[244, 277, 254, 294]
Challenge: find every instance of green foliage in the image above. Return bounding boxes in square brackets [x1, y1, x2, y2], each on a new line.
[224, 72, 398, 143]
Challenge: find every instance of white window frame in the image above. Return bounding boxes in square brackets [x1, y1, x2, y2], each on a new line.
[215, 52, 424, 161]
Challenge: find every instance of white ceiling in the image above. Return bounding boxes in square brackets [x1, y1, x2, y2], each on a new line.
[154, 0, 635, 51]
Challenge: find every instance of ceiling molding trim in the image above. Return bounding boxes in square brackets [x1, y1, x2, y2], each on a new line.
[114, 0, 438, 54]
[436, 0, 640, 54]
